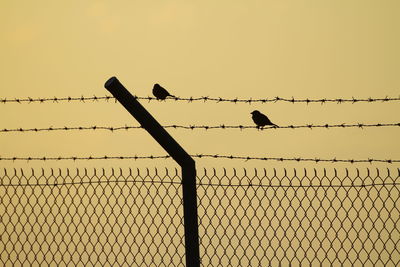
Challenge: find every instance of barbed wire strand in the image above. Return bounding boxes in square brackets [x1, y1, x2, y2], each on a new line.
[0, 155, 398, 163]
[1, 95, 400, 104]
[1, 123, 400, 133]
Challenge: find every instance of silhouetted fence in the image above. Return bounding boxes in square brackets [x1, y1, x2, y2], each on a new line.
[0, 168, 399, 266]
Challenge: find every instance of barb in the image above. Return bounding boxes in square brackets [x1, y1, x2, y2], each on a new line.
[1, 95, 400, 104]
[1, 123, 400, 133]
[0, 154, 398, 163]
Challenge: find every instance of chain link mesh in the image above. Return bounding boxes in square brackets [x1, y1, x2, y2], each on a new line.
[0, 168, 399, 266]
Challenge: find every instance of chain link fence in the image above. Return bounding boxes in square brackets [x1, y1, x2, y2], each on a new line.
[0, 168, 399, 266]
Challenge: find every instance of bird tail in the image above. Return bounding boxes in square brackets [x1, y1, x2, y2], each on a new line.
[272, 123, 278, 128]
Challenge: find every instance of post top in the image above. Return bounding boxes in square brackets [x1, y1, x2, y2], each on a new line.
[103, 77, 195, 167]
[105, 76, 118, 88]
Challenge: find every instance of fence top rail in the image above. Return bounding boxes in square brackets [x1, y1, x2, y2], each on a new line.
[1, 166, 399, 176]
[1, 167, 399, 187]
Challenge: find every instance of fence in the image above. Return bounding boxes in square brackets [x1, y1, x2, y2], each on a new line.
[0, 168, 399, 266]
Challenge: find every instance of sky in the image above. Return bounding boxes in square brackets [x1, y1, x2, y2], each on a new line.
[1, 1, 399, 266]
[0, 0, 399, 171]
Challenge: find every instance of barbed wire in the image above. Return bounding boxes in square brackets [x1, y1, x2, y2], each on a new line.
[193, 154, 400, 164]
[0, 155, 171, 162]
[0, 154, 398, 163]
[1, 95, 400, 104]
[0, 95, 117, 104]
[1, 123, 399, 134]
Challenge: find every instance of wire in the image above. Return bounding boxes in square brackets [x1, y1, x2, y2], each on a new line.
[0, 155, 171, 161]
[0, 95, 116, 104]
[1, 180, 398, 188]
[0, 179, 181, 187]
[193, 154, 400, 164]
[1, 95, 400, 104]
[1, 123, 399, 133]
[198, 182, 400, 188]
[0, 154, 398, 163]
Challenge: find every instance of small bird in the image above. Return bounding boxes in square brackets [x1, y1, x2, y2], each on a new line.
[251, 110, 278, 129]
[152, 83, 175, 100]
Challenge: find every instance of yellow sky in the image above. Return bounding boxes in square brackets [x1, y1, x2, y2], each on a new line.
[0, 0, 399, 170]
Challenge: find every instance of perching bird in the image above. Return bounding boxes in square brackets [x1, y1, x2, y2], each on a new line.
[251, 110, 278, 129]
[152, 84, 175, 100]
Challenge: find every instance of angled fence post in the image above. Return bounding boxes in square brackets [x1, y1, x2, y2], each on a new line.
[104, 77, 200, 267]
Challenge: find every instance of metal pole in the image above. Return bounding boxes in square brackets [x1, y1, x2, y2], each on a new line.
[104, 77, 200, 267]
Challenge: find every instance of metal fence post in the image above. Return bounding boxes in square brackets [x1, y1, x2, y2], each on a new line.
[104, 77, 200, 267]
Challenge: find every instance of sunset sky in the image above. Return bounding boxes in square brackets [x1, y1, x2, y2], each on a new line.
[1, 0, 399, 170]
[1, 2, 400, 266]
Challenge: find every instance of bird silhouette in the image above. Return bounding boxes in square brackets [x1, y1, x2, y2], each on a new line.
[152, 84, 175, 100]
[251, 110, 278, 129]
